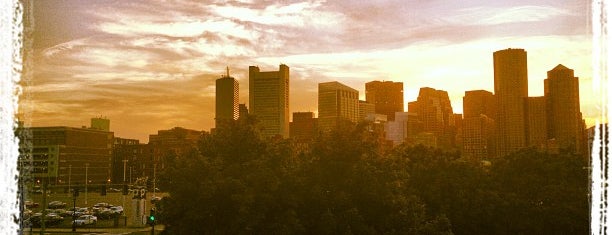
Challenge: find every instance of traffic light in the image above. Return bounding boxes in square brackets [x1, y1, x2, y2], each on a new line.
[147, 208, 156, 225]
[100, 185, 106, 196]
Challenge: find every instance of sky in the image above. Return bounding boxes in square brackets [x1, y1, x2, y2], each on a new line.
[19, 0, 597, 142]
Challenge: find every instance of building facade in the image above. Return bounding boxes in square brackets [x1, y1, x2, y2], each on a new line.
[524, 96, 548, 148]
[318, 81, 359, 132]
[365, 81, 404, 121]
[544, 64, 585, 154]
[358, 100, 375, 121]
[411, 87, 455, 148]
[238, 104, 249, 119]
[215, 70, 239, 127]
[289, 112, 318, 143]
[462, 115, 495, 159]
[111, 137, 140, 184]
[385, 112, 409, 146]
[249, 64, 290, 138]
[462, 90, 495, 158]
[493, 48, 528, 157]
[463, 90, 495, 119]
[19, 126, 114, 186]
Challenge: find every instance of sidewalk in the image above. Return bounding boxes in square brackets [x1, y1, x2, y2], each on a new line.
[24, 225, 164, 235]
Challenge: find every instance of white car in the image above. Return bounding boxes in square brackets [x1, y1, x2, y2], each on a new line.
[73, 215, 97, 226]
[109, 206, 123, 214]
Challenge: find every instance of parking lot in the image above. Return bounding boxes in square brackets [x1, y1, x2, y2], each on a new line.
[21, 189, 167, 230]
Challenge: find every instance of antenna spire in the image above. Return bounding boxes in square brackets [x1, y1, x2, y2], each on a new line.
[226, 66, 230, 78]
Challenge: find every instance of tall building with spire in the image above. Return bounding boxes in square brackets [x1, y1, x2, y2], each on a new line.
[544, 64, 584, 153]
[365, 81, 404, 121]
[249, 64, 290, 138]
[318, 81, 359, 132]
[215, 67, 239, 127]
[493, 48, 528, 157]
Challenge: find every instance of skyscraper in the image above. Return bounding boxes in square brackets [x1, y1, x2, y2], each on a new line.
[215, 67, 239, 127]
[524, 96, 547, 148]
[462, 115, 495, 159]
[249, 64, 290, 138]
[318, 81, 359, 132]
[365, 81, 404, 121]
[544, 64, 583, 153]
[463, 90, 495, 119]
[462, 90, 496, 159]
[411, 87, 455, 148]
[493, 48, 528, 157]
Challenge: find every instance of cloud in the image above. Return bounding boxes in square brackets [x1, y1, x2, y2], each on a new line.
[450, 5, 574, 26]
[23, 0, 596, 141]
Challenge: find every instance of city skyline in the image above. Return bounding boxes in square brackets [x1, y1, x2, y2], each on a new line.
[21, 0, 595, 142]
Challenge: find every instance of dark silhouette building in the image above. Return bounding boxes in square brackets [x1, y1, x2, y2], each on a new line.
[410, 87, 455, 148]
[238, 103, 248, 119]
[462, 90, 496, 159]
[463, 90, 495, 119]
[216, 67, 239, 127]
[544, 64, 585, 154]
[249, 64, 290, 138]
[289, 112, 317, 143]
[365, 81, 404, 121]
[111, 137, 140, 184]
[524, 96, 548, 148]
[493, 48, 528, 157]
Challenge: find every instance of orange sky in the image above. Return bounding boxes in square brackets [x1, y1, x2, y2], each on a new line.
[20, 0, 599, 142]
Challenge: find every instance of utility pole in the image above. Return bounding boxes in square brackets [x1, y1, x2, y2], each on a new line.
[153, 163, 156, 198]
[68, 164, 72, 193]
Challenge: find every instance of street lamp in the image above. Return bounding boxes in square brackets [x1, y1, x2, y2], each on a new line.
[122, 160, 128, 211]
[72, 188, 79, 232]
[85, 163, 89, 205]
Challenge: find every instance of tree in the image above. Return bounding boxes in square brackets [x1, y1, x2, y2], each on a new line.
[159, 119, 453, 234]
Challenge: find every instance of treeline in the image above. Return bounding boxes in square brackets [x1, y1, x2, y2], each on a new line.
[157, 117, 589, 234]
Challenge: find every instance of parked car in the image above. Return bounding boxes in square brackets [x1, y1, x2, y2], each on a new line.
[109, 206, 123, 215]
[60, 209, 75, 217]
[48, 201, 67, 209]
[24, 200, 39, 209]
[93, 202, 110, 208]
[95, 208, 116, 219]
[45, 213, 64, 226]
[27, 212, 64, 227]
[73, 215, 97, 226]
[74, 207, 90, 217]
